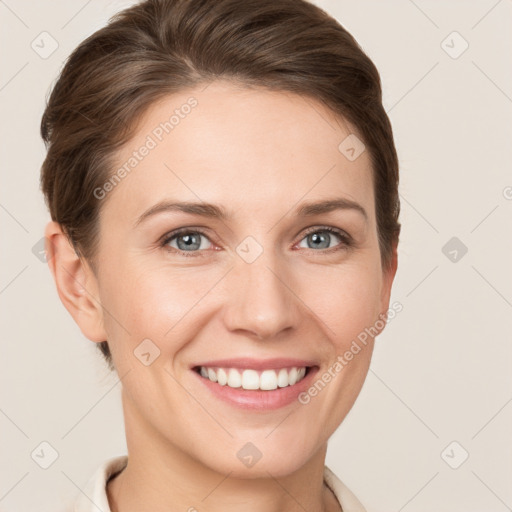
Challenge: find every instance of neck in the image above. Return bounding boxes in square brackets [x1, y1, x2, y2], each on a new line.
[107, 390, 340, 512]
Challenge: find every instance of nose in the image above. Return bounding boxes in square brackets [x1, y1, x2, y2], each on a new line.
[222, 248, 301, 340]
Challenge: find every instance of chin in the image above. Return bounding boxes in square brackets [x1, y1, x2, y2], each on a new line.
[197, 438, 317, 480]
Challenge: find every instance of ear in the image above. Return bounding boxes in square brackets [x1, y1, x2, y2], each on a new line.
[378, 240, 399, 325]
[44, 221, 107, 343]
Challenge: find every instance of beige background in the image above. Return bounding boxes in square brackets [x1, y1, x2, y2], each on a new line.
[1, 1, 511, 510]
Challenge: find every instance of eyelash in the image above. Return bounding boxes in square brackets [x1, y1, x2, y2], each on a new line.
[159, 226, 353, 258]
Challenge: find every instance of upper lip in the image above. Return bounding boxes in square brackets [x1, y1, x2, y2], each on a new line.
[192, 357, 318, 371]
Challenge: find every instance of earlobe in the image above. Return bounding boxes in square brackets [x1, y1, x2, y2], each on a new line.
[44, 221, 108, 343]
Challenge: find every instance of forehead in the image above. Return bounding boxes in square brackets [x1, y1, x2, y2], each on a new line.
[101, 80, 375, 226]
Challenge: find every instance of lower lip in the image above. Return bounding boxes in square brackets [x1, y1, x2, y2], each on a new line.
[191, 367, 319, 411]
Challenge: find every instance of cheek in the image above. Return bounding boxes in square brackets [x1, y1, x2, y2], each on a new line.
[297, 261, 383, 347]
[99, 249, 383, 363]
[98, 259, 214, 354]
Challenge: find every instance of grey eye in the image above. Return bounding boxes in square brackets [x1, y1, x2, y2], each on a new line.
[167, 232, 212, 252]
[298, 230, 343, 250]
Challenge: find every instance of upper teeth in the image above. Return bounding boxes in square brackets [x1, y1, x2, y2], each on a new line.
[199, 366, 307, 390]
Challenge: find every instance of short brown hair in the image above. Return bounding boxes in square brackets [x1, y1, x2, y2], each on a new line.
[40, 0, 401, 370]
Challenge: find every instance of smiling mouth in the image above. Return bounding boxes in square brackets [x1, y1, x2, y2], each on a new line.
[193, 365, 314, 391]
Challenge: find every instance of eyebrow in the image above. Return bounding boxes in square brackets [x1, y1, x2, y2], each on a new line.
[134, 197, 368, 227]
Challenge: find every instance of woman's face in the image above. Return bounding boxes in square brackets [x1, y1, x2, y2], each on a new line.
[79, 81, 396, 477]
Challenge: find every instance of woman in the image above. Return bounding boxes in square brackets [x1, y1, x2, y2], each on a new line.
[40, 0, 400, 510]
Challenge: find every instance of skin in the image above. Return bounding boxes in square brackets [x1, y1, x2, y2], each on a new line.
[46, 80, 397, 512]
